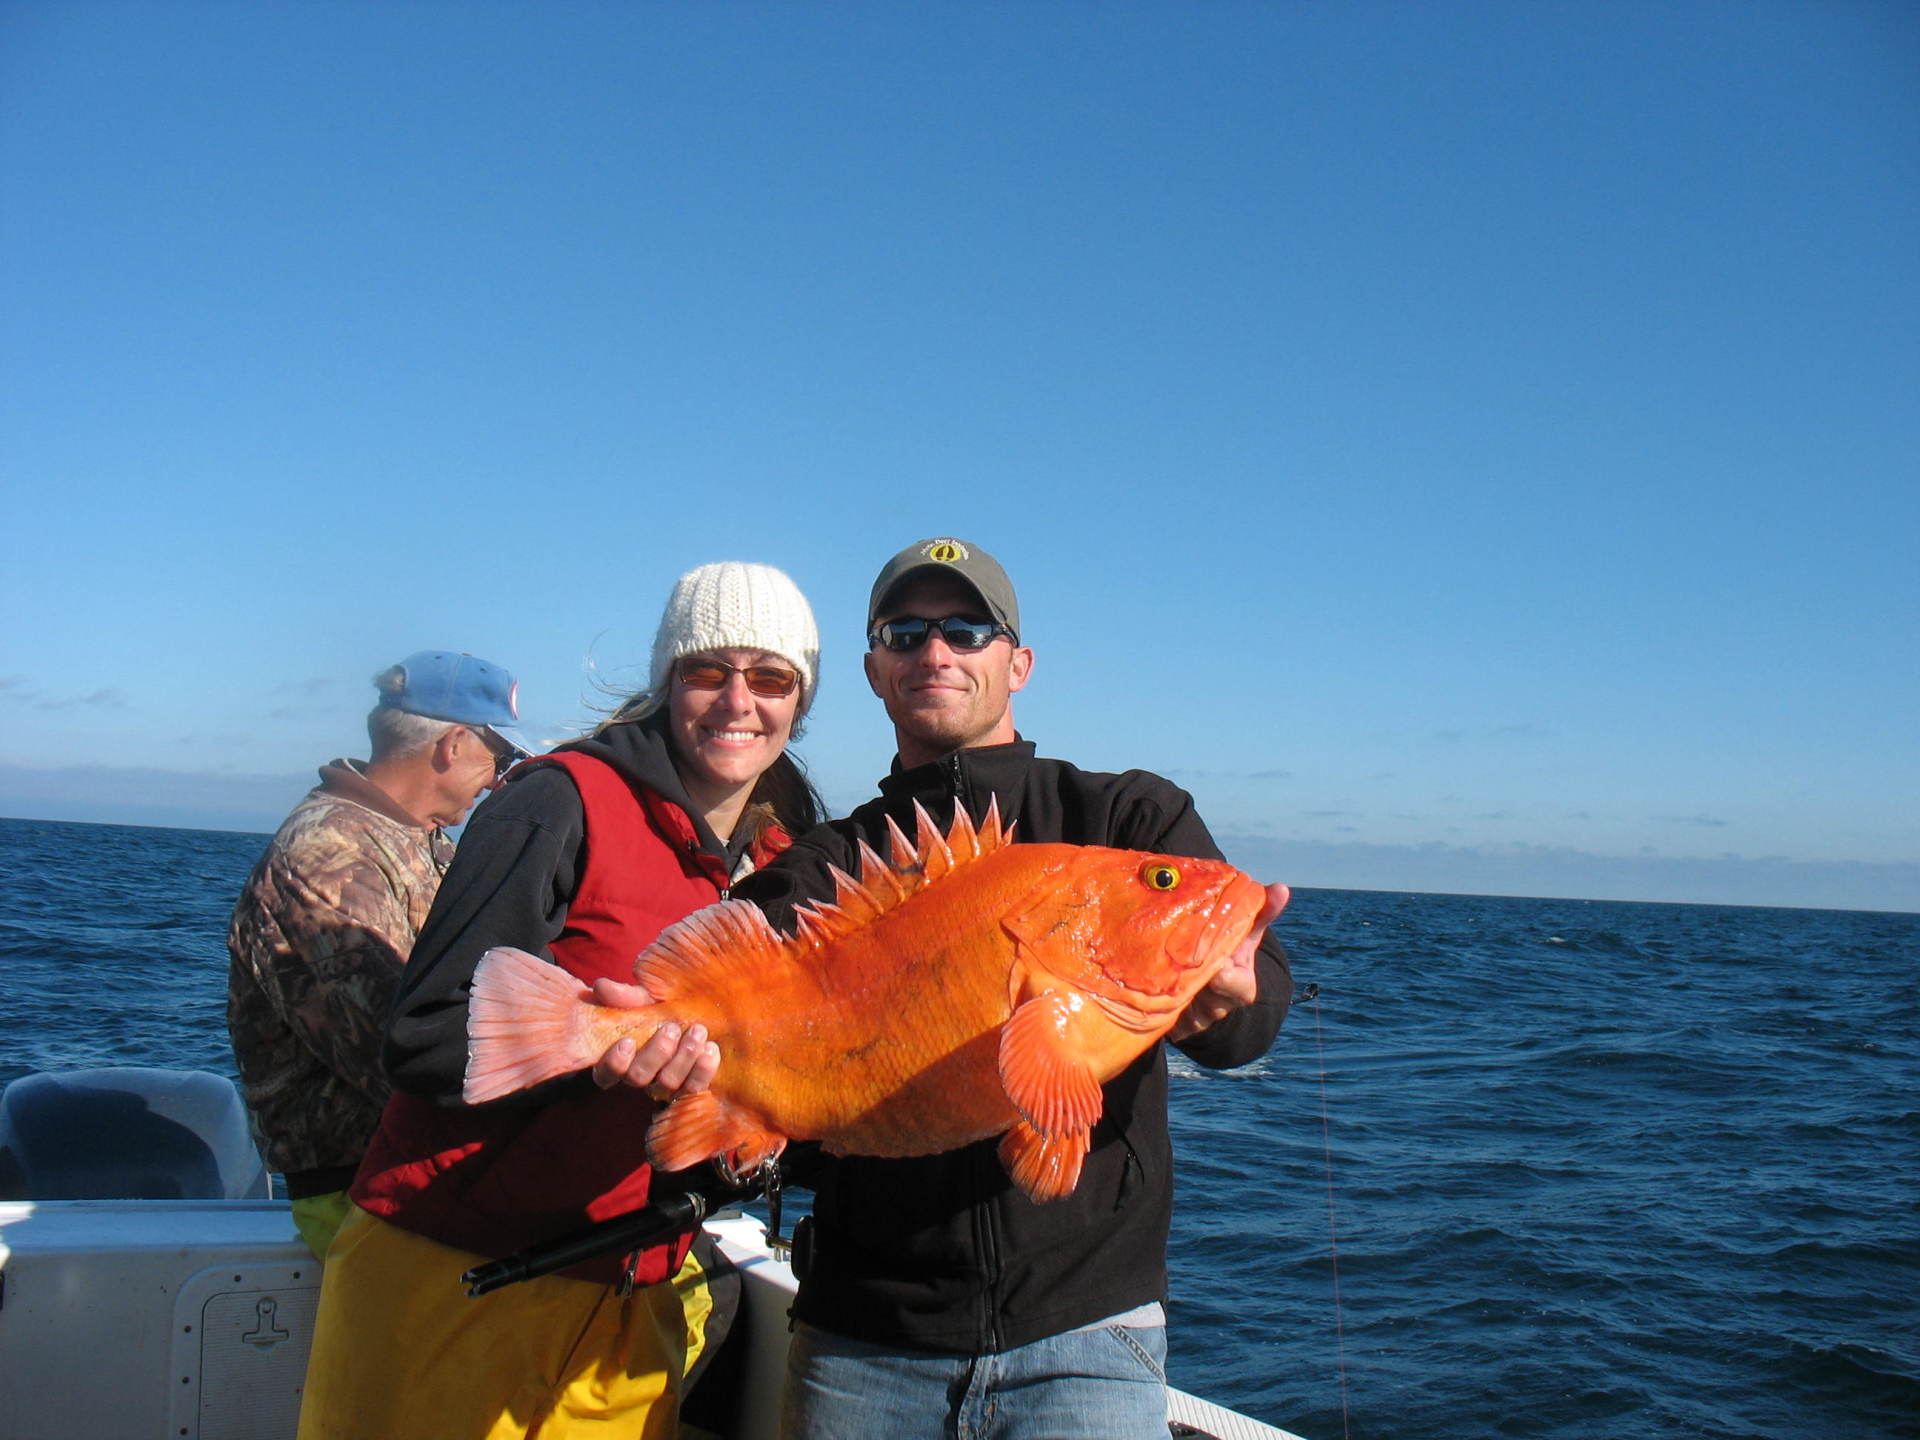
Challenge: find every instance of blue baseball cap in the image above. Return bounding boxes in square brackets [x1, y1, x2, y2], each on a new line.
[375, 651, 532, 756]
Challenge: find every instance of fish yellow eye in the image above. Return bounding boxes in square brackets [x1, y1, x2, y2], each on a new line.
[1141, 862, 1181, 891]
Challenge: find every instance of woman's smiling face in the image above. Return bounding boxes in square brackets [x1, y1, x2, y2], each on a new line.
[667, 646, 802, 809]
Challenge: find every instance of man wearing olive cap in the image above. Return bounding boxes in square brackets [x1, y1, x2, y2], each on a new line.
[227, 650, 530, 1256]
[734, 539, 1293, 1439]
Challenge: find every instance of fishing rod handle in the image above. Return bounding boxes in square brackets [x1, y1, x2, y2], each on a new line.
[461, 1190, 708, 1298]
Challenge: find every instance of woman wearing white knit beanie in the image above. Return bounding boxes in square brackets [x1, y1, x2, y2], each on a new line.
[302, 559, 823, 1440]
[649, 561, 821, 721]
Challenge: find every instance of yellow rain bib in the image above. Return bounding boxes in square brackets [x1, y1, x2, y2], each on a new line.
[298, 1204, 713, 1440]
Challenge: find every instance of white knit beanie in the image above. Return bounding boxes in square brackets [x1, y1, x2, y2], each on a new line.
[649, 562, 820, 713]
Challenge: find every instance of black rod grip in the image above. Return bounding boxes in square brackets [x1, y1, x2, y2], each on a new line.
[462, 1190, 708, 1297]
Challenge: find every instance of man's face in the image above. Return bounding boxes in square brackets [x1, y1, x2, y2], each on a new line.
[429, 726, 505, 828]
[863, 574, 1032, 766]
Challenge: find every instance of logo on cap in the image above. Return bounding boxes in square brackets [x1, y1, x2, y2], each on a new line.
[924, 539, 969, 564]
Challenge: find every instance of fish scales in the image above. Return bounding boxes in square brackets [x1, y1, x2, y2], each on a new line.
[465, 799, 1270, 1201]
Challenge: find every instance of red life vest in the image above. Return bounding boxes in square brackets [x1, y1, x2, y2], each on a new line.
[352, 750, 785, 1286]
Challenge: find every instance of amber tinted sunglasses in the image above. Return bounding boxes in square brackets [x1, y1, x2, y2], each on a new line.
[674, 656, 802, 698]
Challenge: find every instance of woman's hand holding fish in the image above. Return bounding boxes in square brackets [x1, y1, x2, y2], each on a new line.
[588, 977, 720, 1100]
[1167, 882, 1290, 1043]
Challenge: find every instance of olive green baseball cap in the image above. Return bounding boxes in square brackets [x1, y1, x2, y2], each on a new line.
[867, 537, 1020, 640]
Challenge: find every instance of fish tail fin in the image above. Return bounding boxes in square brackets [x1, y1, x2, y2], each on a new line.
[464, 946, 604, 1103]
[647, 1091, 787, 1177]
[998, 1120, 1090, 1203]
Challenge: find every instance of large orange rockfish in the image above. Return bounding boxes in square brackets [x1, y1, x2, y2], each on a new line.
[463, 801, 1279, 1203]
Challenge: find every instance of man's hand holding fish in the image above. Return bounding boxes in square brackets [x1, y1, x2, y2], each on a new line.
[1167, 880, 1292, 1043]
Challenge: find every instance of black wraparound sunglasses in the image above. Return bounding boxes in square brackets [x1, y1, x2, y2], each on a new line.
[867, 615, 1018, 653]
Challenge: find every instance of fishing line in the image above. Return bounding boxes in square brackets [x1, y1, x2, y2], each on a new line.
[1302, 980, 1353, 1440]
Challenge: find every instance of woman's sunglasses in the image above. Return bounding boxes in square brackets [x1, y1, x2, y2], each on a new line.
[675, 656, 802, 699]
[867, 615, 1017, 653]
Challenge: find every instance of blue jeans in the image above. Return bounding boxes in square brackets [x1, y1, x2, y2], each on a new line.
[780, 1319, 1168, 1440]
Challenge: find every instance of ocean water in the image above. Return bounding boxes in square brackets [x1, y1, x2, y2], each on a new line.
[2, 815, 1915, 1439]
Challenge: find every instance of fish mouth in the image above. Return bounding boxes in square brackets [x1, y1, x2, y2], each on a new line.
[1091, 873, 1269, 1024]
[1175, 873, 1271, 972]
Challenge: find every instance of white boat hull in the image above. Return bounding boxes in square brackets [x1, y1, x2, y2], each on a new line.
[0, 1068, 1307, 1439]
[0, 1198, 1306, 1440]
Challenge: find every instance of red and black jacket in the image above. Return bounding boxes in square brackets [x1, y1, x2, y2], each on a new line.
[352, 715, 787, 1286]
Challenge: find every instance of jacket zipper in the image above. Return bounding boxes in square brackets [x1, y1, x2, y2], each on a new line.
[947, 754, 1010, 1350]
[1118, 1131, 1143, 1211]
[890, 750, 1024, 1346]
[974, 1148, 1004, 1352]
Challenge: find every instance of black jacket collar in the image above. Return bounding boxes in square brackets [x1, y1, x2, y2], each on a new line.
[877, 738, 1037, 799]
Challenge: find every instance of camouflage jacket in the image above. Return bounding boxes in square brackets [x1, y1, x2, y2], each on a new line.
[227, 760, 453, 1182]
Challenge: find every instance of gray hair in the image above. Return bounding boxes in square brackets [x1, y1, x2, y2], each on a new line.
[367, 705, 457, 762]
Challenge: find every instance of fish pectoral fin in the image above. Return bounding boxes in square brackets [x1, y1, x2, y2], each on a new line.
[646, 1091, 785, 1178]
[998, 992, 1105, 1137]
[998, 1119, 1089, 1203]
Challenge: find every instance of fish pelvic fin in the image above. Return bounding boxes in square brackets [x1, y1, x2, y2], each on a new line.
[999, 990, 1106, 1137]
[647, 1090, 787, 1178]
[792, 797, 1013, 947]
[635, 899, 789, 1000]
[464, 946, 605, 1103]
[998, 1119, 1090, 1203]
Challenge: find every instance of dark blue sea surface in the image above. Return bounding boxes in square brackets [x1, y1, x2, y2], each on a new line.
[2, 816, 1915, 1439]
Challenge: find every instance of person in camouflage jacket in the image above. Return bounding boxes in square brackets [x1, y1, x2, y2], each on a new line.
[226, 651, 526, 1256]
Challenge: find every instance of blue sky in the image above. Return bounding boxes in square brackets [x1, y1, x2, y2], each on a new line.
[3, 2, 1915, 912]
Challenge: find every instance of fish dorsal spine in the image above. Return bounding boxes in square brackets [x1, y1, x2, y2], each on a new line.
[790, 798, 1013, 950]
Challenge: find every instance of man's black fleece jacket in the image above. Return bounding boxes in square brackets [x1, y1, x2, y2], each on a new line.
[731, 738, 1291, 1355]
